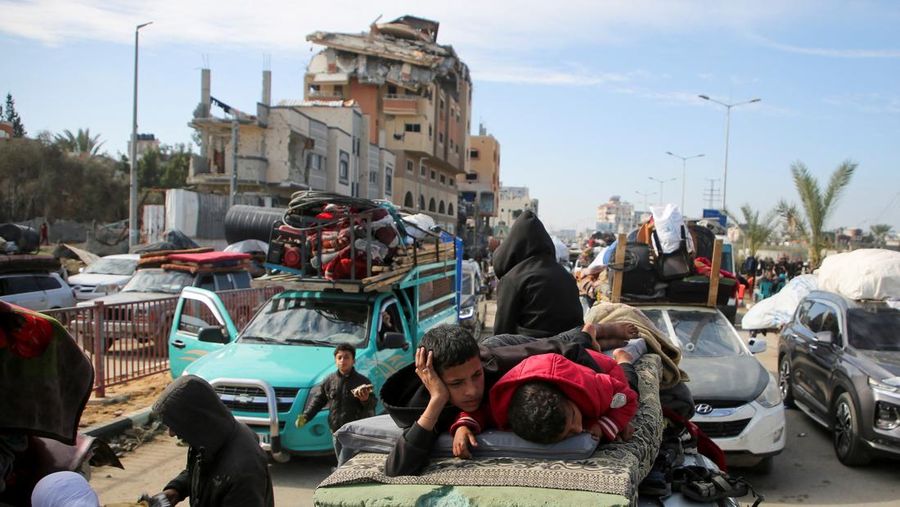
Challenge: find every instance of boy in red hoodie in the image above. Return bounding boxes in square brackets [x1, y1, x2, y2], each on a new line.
[489, 352, 638, 445]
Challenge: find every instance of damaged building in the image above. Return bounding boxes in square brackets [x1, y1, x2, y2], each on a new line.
[304, 15, 473, 232]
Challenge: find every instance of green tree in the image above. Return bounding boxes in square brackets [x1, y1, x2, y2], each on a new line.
[54, 128, 105, 157]
[870, 224, 893, 247]
[728, 204, 778, 260]
[159, 144, 191, 188]
[4, 93, 26, 137]
[137, 148, 161, 188]
[776, 160, 857, 268]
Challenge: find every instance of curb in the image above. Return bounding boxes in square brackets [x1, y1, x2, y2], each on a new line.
[84, 406, 156, 440]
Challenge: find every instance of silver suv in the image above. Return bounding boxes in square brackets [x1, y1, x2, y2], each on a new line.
[0, 272, 76, 310]
[779, 290, 900, 465]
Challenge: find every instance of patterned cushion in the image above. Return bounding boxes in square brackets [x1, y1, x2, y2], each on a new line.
[317, 354, 664, 498]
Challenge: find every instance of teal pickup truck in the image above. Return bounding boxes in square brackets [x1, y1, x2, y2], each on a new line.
[167, 254, 459, 461]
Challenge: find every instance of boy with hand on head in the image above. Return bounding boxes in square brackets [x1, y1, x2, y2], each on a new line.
[489, 353, 638, 445]
[296, 344, 375, 453]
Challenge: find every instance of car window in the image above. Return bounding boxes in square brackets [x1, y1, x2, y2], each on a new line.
[378, 301, 403, 345]
[35, 275, 62, 290]
[461, 272, 474, 296]
[177, 299, 222, 335]
[83, 258, 138, 275]
[123, 270, 193, 294]
[639, 309, 668, 335]
[214, 273, 233, 291]
[805, 302, 831, 334]
[665, 310, 742, 357]
[796, 301, 813, 327]
[1, 276, 41, 296]
[819, 307, 841, 343]
[239, 297, 370, 347]
[197, 274, 215, 291]
[847, 307, 900, 351]
[231, 271, 251, 289]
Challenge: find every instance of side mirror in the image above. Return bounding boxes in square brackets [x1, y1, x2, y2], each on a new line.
[814, 330, 834, 344]
[747, 337, 768, 354]
[198, 326, 229, 344]
[381, 332, 409, 351]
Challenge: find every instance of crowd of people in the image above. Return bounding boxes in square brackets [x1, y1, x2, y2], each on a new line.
[741, 254, 810, 302]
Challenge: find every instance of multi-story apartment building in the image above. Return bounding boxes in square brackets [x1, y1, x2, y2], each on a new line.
[493, 186, 539, 239]
[127, 133, 160, 160]
[457, 124, 500, 256]
[187, 69, 394, 205]
[304, 15, 472, 232]
[595, 195, 635, 234]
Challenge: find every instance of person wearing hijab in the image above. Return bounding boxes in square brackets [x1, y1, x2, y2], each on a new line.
[31, 471, 99, 507]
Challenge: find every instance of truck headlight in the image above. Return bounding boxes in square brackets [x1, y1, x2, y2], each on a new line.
[458, 306, 475, 320]
[869, 377, 900, 393]
[755, 372, 783, 408]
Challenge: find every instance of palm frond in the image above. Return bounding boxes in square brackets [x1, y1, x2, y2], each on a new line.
[821, 159, 857, 218]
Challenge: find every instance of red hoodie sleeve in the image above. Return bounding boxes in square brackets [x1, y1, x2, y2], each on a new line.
[449, 406, 491, 435]
[586, 349, 628, 386]
[595, 376, 639, 442]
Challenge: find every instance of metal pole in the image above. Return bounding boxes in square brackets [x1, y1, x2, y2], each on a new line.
[722, 106, 732, 211]
[230, 117, 238, 207]
[129, 22, 151, 250]
[681, 158, 687, 212]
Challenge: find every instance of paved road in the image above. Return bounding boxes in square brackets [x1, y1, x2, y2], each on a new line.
[89, 301, 900, 506]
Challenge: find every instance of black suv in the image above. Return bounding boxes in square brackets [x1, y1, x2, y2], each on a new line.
[779, 290, 900, 465]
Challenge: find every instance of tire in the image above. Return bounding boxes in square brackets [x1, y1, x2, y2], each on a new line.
[832, 392, 871, 466]
[778, 355, 795, 408]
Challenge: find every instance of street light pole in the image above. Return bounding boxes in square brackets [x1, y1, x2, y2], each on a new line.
[129, 21, 153, 250]
[698, 94, 760, 211]
[665, 151, 704, 213]
[635, 190, 656, 211]
[648, 177, 676, 206]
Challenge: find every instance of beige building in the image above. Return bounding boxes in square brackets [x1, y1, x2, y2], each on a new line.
[187, 69, 394, 204]
[493, 186, 538, 236]
[304, 15, 472, 232]
[456, 125, 500, 255]
[127, 133, 161, 160]
[595, 195, 635, 234]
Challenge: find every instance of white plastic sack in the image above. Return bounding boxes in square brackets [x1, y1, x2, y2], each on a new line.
[817, 249, 900, 300]
[401, 213, 435, 240]
[650, 204, 694, 255]
[550, 236, 569, 263]
[741, 274, 818, 330]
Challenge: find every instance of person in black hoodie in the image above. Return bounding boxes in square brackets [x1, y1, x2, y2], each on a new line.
[492, 210, 583, 337]
[153, 375, 274, 507]
[381, 323, 632, 477]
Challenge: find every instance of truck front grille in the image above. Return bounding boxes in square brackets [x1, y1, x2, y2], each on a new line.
[215, 385, 300, 413]
[694, 418, 751, 438]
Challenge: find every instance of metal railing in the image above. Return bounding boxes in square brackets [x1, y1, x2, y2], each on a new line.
[44, 286, 283, 397]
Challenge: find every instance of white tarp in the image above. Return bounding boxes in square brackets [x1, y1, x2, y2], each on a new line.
[817, 248, 900, 300]
[550, 236, 569, 263]
[741, 274, 818, 330]
[650, 204, 694, 254]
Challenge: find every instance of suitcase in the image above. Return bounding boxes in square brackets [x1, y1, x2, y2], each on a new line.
[666, 275, 736, 306]
[609, 242, 665, 299]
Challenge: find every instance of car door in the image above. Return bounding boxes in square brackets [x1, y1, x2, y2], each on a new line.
[805, 302, 844, 408]
[371, 298, 413, 389]
[36, 274, 74, 308]
[0, 275, 47, 310]
[791, 300, 830, 413]
[169, 287, 239, 378]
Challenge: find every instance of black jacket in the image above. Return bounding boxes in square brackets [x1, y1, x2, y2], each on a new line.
[303, 368, 376, 432]
[154, 375, 274, 507]
[381, 328, 602, 477]
[492, 210, 582, 337]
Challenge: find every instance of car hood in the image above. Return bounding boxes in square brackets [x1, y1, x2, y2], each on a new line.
[77, 291, 171, 306]
[185, 342, 337, 388]
[68, 273, 131, 287]
[680, 354, 768, 401]
[855, 349, 900, 377]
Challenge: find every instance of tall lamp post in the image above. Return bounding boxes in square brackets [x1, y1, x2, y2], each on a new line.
[635, 190, 656, 211]
[665, 151, 704, 213]
[129, 21, 153, 249]
[698, 94, 760, 212]
[648, 176, 676, 206]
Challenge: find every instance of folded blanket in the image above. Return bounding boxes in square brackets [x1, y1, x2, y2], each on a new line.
[584, 302, 686, 388]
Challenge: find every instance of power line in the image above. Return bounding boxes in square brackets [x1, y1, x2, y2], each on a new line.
[703, 179, 721, 210]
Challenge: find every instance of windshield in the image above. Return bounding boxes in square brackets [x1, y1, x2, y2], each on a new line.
[461, 272, 475, 296]
[238, 297, 370, 347]
[848, 307, 900, 351]
[122, 269, 193, 294]
[643, 309, 742, 357]
[84, 258, 138, 275]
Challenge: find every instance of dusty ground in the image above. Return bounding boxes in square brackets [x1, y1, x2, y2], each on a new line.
[80, 372, 172, 428]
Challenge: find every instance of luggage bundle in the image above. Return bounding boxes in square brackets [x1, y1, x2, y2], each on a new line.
[608, 204, 738, 305]
[136, 248, 252, 274]
[266, 191, 454, 281]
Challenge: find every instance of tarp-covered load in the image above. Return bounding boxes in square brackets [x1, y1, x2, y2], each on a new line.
[741, 274, 818, 330]
[817, 248, 900, 301]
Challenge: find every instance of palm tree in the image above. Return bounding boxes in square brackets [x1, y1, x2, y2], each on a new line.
[727, 204, 778, 260]
[776, 160, 857, 268]
[54, 128, 105, 157]
[870, 224, 893, 247]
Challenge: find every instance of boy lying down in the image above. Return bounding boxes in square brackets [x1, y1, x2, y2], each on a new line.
[381, 323, 639, 476]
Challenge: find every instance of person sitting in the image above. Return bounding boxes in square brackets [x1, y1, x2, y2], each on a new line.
[381, 323, 633, 476]
[489, 354, 638, 445]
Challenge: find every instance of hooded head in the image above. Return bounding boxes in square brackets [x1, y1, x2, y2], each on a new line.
[492, 210, 555, 278]
[152, 375, 236, 455]
[31, 471, 100, 507]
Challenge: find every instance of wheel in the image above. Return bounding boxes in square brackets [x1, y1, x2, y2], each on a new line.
[832, 392, 871, 466]
[778, 355, 795, 408]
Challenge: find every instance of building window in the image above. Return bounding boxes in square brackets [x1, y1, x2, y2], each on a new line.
[406, 160, 413, 173]
[334, 85, 344, 96]
[339, 150, 349, 183]
[440, 98, 444, 110]
[306, 153, 324, 171]
[387, 84, 397, 95]
[369, 170, 377, 184]
[470, 149, 480, 160]
[448, 203, 454, 216]
[404, 192, 414, 207]
[385, 167, 393, 195]
[439, 201, 446, 214]
[438, 132, 444, 144]
[430, 170, 436, 181]
[440, 174, 446, 184]
[419, 195, 425, 210]
[420, 163, 426, 177]
[404, 123, 421, 133]
[428, 125, 432, 139]
[429, 198, 436, 212]
[465, 173, 477, 181]
[450, 179, 455, 187]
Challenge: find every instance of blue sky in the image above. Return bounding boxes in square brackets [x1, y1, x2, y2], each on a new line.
[2, 1, 899, 232]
